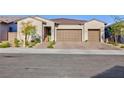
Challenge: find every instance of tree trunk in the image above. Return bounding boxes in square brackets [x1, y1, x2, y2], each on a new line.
[25, 34, 28, 47]
[114, 35, 118, 45]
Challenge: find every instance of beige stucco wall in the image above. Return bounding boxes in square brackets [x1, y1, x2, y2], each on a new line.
[35, 17, 55, 41]
[55, 25, 84, 41]
[17, 18, 105, 43]
[8, 32, 17, 42]
[84, 20, 105, 42]
[0, 23, 9, 41]
[56, 25, 83, 29]
[17, 17, 43, 42]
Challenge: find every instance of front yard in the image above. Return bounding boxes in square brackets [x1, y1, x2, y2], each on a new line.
[0, 39, 123, 50]
[107, 41, 124, 49]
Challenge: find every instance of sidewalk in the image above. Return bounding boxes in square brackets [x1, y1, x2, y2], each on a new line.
[0, 48, 124, 55]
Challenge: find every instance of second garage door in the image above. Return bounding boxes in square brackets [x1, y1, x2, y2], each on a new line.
[57, 29, 82, 42]
[88, 29, 100, 42]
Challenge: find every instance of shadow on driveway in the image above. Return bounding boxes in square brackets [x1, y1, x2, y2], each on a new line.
[92, 65, 124, 78]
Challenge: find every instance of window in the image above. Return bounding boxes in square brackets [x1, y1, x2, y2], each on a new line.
[9, 27, 13, 32]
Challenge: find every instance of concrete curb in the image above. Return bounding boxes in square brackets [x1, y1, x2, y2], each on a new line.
[0, 48, 124, 55]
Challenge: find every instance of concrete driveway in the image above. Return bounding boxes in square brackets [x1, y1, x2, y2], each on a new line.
[55, 42, 83, 49]
[55, 42, 120, 50]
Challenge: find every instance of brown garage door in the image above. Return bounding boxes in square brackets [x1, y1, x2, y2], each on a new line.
[88, 29, 100, 42]
[57, 29, 82, 41]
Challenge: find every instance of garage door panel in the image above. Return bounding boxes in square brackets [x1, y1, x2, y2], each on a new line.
[57, 29, 82, 41]
[88, 29, 100, 42]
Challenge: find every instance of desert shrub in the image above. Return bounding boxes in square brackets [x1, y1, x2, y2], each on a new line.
[26, 38, 41, 48]
[48, 35, 51, 41]
[31, 38, 41, 44]
[0, 41, 10, 48]
[25, 40, 29, 47]
[47, 40, 55, 48]
[47, 44, 54, 48]
[35, 38, 41, 43]
[120, 45, 124, 48]
[108, 41, 114, 44]
[28, 41, 36, 48]
[47, 41, 54, 48]
[52, 40, 56, 45]
[28, 43, 33, 48]
[31, 40, 36, 44]
[28, 39, 39, 48]
[108, 41, 118, 46]
[113, 43, 118, 46]
[30, 40, 37, 45]
[14, 38, 20, 47]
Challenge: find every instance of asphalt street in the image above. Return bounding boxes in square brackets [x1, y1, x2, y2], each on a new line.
[0, 54, 124, 78]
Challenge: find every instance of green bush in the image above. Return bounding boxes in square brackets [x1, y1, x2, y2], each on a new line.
[47, 41, 54, 48]
[35, 38, 41, 43]
[52, 40, 56, 45]
[113, 43, 118, 46]
[25, 40, 29, 47]
[28, 44, 33, 48]
[28, 39, 40, 48]
[48, 35, 51, 41]
[47, 44, 54, 48]
[120, 45, 124, 48]
[14, 38, 20, 47]
[31, 38, 41, 44]
[0, 41, 10, 48]
[28, 42, 36, 48]
[108, 41, 118, 46]
[108, 41, 114, 44]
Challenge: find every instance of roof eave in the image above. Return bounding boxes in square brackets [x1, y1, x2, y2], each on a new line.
[87, 18, 107, 25]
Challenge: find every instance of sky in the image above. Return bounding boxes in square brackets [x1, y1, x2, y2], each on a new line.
[40, 15, 124, 24]
[1, 15, 124, 24]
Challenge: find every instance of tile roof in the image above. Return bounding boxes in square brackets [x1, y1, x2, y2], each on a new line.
[51, 18, 87, 25]
[0, 16, 25, 23]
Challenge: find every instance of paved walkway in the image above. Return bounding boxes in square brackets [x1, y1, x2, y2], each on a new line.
[55, 42, 83, 49]
[0, 48, 124, 55]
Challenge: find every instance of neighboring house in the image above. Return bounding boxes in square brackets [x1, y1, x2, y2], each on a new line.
[0, 16, 107, 43]
[0, 21, 8, 41]
[17, 16, 106, 43]
[0, 16, 24, 42]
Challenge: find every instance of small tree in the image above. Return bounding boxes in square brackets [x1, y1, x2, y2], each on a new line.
[110, 16, 124, 45]
[111, 21, 124, 44]
[21, 21, 36, 47]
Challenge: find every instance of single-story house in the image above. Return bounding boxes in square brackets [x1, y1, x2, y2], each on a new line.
[0, 16, 107, 43]
[17, 16, 107, 43]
